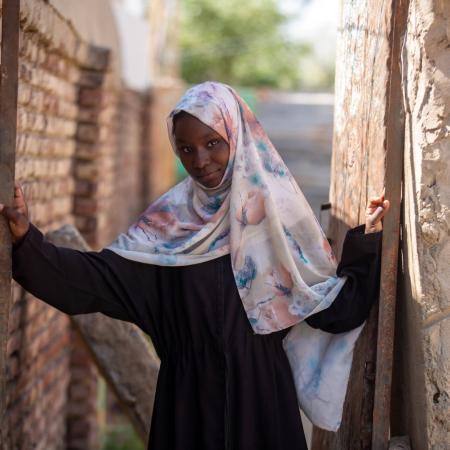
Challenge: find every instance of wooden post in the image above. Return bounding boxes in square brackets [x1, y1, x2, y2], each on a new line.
[311, 0, 409, 448]
[0, 0, 20, 428]
[372, 0, 409, 448]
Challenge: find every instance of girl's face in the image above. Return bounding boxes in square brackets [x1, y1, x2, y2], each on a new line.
[173, 112, 230, 188]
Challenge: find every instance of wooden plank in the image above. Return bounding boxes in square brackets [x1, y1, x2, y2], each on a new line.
[372, 0, 409, 447]
[312, 0, 400, 448]
[329, 0, 392, 252]
[0, 0, 20, 430]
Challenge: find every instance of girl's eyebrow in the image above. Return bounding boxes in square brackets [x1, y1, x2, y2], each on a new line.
[175, 132, 221, 145]
[198, 130, 220, 140]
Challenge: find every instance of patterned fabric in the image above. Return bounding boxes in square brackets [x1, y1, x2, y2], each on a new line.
[107, 81, 363, 431]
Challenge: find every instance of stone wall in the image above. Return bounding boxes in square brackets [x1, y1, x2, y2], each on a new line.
[397, 0, 450, 448]
[1, 1, 177, 449]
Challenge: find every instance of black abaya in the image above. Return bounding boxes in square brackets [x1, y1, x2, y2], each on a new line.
[12, 223, 382, 450]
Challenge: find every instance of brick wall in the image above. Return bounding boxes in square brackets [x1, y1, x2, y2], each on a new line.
[146, 81, 184, 201]
[73, 49, 118, 249]
[4, 3, 82, 448]
[113, 88, 149, 237]
[74, 73, 150, 249]
[66, 331, 99, 450]
[1, 1, 177, 449]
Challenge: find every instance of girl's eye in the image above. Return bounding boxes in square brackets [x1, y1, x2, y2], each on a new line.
[207, 139, 220, 148]
[180, 146, 192, 154]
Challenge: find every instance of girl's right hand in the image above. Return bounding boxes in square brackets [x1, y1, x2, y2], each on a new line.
[0, 182, 30, 244]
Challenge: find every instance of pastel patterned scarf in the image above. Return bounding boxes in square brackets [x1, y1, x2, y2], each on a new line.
[107, 81, 364, 431]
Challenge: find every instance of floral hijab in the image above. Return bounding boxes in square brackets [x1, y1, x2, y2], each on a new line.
[107, 81, 364, 431]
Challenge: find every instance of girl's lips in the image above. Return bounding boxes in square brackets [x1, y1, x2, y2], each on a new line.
[197, 169, 220, 183]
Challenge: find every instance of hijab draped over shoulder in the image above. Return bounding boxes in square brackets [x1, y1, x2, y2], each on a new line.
[107, 81, 364, 431]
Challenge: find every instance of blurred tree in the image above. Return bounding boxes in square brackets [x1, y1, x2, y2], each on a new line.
[179, 0, 307, 89]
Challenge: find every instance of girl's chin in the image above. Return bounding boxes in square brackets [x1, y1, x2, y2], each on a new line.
[197, 170, 223, 188]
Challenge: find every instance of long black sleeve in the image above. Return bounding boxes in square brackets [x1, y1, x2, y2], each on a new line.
[13, 222, 382, 336]
[12, 223, 156, 330]
[305, 225, 382, 334]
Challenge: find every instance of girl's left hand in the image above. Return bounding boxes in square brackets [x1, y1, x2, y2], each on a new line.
[365, 194, 390, 234]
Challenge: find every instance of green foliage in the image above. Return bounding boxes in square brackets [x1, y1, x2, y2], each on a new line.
[100, 423, 145, 450]
[179, 0, 305, 89]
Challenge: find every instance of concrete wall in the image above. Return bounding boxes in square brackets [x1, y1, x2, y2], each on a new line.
[398, 0, 450, 448]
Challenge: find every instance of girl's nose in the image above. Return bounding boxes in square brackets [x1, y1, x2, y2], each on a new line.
[193, 148, 210, 169]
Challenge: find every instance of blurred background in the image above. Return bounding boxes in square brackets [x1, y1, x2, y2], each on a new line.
[114, 0, 337, 216]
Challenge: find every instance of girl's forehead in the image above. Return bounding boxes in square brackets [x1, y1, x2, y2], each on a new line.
[171, 106, 231, 144]
[173, 112, 221, 140]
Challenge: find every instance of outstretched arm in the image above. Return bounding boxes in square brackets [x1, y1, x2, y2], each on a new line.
[2, 183, 151, 329]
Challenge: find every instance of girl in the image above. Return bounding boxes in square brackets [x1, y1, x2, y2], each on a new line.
[2, 81, 389, 450]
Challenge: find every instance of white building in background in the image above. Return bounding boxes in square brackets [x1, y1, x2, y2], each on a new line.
[114, 0, 179, 86]
[112, 0, 151, 90]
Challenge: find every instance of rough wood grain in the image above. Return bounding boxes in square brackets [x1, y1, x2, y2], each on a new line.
[312, 0, 403, 448]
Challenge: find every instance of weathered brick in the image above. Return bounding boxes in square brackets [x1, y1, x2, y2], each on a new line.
[79, 86, 104, 108]
[17, 109, 46, 133]
[7, 400, 24, 430]
[76, 123, 99, 143]
[6, 355, 20, 381]
[75, 142, 101, 160]
[52, 196, 73, 217]
[74, 161, 95, 180]
[24, 295, 47, 323]
[18, 82, 33, 106]
[74, 179, 96, 196]
[50, 138, 76, 157]
[77, 107, 103, 123]
[74, 198, 99, 216]
[7, 330, 22, 357]
[45, 116, 77, 137]
[96, 179, 115, 197]
[8, 304, 22, 333]
[81, 45, 110, 71]
[79, 69, 105, 88]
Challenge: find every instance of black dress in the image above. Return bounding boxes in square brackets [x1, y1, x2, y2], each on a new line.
[12, 223, 382, 450]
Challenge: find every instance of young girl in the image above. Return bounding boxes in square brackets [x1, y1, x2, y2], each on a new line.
[2, 81, 389, 450]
